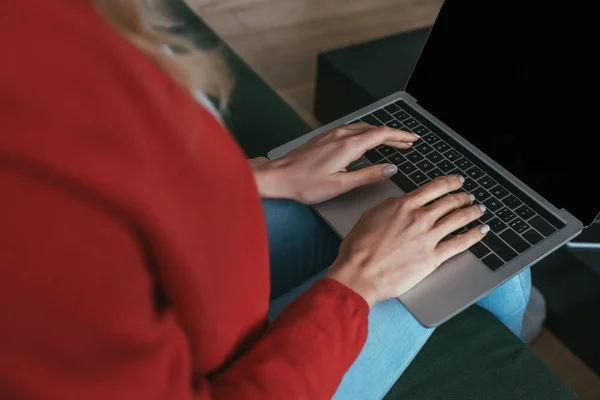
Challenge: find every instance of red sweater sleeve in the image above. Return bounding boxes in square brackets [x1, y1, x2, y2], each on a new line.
[0, 166, 368, 400]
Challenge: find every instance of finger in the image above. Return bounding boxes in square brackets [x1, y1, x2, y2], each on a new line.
[336, 163, 398, 192]
[352, 126, 420, 150]
[432, 203, 487, 240]
[311, 124, 373, 143]
[405, 175, 465, 207]
[382, 140, 415, 149]
[343, 122, 376, 130]
[435, 224, 490, 262]
[423, 192, 475, 222]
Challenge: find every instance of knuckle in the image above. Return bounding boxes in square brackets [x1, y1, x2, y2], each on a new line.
[330, 128, 345, 139]
[446, 175, 459, 189]
[400, 193, 418, 208]
[363, 166, 379, 181]
[447, 193, 464, 208]
[470, 204, 483, 218]
[342, 136, 359, 149]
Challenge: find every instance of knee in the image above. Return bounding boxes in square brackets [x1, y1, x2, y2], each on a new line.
[479, 269, 532, 320]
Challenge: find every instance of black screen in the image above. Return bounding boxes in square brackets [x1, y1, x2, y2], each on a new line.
[406, 0, 600, 226]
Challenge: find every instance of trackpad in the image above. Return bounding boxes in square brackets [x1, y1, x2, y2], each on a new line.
[314, 181, 404, 238]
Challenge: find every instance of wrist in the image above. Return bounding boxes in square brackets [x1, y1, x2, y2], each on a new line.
[325, 259, 378, 308]
[249, 157, 291, 200]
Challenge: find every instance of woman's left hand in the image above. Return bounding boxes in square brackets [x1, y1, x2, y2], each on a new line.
[251, 123, 420, 205]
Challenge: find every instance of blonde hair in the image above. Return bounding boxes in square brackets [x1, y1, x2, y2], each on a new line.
[94, 0, 232, 102]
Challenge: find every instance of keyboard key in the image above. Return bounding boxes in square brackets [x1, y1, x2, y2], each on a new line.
[413, 125, 430, 136]
[463, 178, 478, 191]
[393, 109, 410, 121]
[438, 160, 455, 173]
[455, 158, 474, 170]
[433, 141, 450, 153]
[364, 149, 384, 164]
[483, 197, 503, 212]
[523, 229, 544, 245]
[478, 176, 497, 189]
[422, 133, 440, 145]
[500, 229, 532, 253]
[515, 204, 535, 220]
[428, 151, 443, 163]
[444, 149, 461, 161]
[361, 114, 382, 126]
[399, 162, 417, 174]
[489, 186, 510, 200]
[378, 145, 396, 157]
[416, 160, 435, 172]
[482, 253, 504, 271]
[346, 159, 365, 171]
[497, 207, 517, 223]
[455, 226, 468, 234]
[403, 117, 419, 129]
[386, 119, 404, 130]
[480, 212, 495, 222]
[391, 171, 418, 193]
[373, 109, 393, 123]
[398, 146, 414, 155]
[407, 151, 424, 163]
[482, 232, 518, 262]
[509, 218, 530, 234]
[529, 216, 557, 237]
[488, 218, 507, 233]
[470, 241, 492, 259]
[389, 153, 407, 166]
[473, 187, 491, 201]
[466, 220, 480, 230]
[427, 168, 444, 180]
[409, 170, 429, 185]
[466, 166, 485, 180]
[384, 103, 400, 114]
[415, 142, 435, 155]
[503, 194, 523, 208]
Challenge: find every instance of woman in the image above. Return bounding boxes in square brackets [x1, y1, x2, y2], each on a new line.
[0, 1, 531, 399]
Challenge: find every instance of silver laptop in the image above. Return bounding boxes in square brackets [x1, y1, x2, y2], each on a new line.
[267, 0, 599, 327]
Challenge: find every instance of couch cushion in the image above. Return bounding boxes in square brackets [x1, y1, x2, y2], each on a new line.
[385, 306, 579, 399]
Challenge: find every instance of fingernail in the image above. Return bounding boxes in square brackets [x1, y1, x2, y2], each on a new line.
[412, 133, 421, 139]
[406, 142, 413, 146]
[468, 193, 475, 202]
[478, 204, 487, 213]
[457, 175, 465, 183]
[383, 164, 398, 177]
[480, 224, 491, 234]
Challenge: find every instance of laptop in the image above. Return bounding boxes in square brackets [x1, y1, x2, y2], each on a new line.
[267, 0, 599, 327]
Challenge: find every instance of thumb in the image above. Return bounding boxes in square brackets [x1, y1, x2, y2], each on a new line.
[340, 163, 398, 191]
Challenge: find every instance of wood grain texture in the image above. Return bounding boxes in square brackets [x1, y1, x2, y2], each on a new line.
[186, 0, 442, 127]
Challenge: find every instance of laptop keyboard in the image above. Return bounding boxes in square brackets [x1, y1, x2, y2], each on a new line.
[350, 100, 564, 272]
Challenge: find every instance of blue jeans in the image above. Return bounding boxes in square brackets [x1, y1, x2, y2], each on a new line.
[264, 199, 532, 400]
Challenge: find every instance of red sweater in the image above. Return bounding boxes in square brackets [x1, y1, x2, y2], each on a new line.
[0, 2, 369, 399]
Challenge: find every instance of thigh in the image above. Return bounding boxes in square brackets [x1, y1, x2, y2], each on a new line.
[269, 275, 434, 400]
[263, 199, 341, 300]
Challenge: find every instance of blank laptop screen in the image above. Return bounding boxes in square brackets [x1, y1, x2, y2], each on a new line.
[406, 0, 599, 225]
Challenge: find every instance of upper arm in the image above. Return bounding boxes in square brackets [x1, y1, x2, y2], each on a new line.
[0, 166, 191, 400]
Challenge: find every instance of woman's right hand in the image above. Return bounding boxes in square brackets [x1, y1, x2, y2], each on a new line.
[325, 175, 489, 308]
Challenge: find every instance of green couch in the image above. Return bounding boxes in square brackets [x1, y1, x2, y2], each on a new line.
[169, 1, 581, 399]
